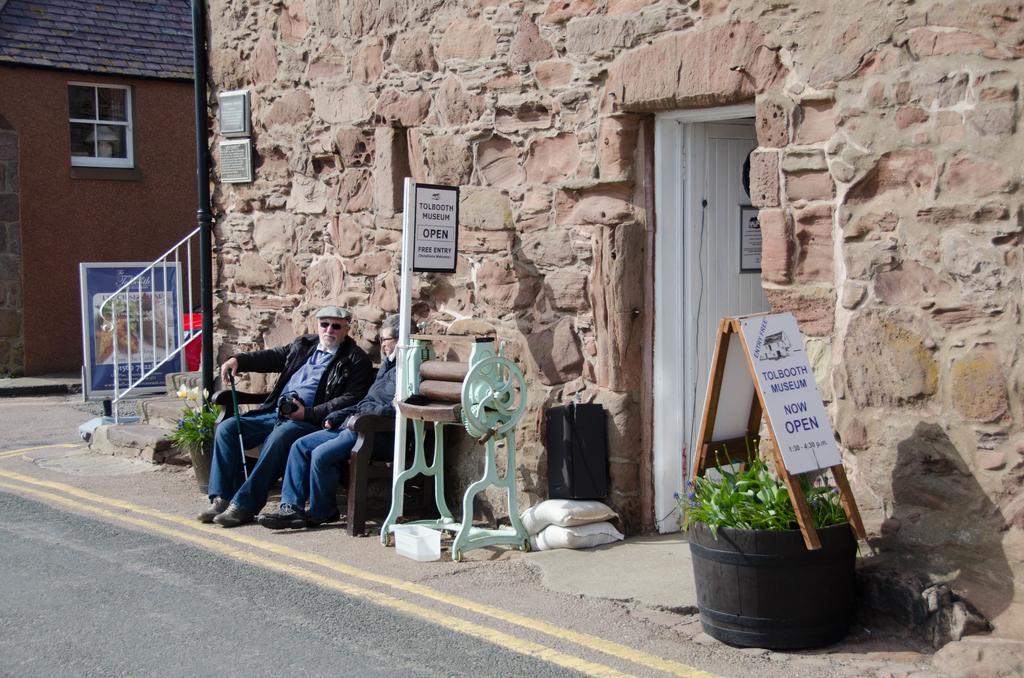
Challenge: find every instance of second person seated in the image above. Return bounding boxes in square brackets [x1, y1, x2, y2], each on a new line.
[258, 315, 402, 530]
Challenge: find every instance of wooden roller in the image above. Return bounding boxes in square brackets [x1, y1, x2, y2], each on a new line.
[420, 360, 469, 382]
[419, 379, 462, 403]
[398, 359, 472, 421]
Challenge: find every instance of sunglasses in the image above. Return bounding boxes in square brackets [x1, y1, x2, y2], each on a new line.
[319, 321, 347, 331]
[380, 335, 396, 342]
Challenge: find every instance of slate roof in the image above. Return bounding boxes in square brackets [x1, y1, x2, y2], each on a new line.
[0, 0, 193, 80]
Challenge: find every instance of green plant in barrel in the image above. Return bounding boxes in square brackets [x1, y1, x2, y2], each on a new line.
[678, 452, 846, 536]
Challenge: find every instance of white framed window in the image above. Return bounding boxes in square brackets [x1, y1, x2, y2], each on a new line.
[68, 83, 134, 168]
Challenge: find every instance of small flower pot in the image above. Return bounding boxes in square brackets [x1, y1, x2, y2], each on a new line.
[688, 521, 856, 650]
[188, 443, 213, 494]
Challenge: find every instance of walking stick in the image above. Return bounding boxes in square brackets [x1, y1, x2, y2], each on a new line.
[227, 369, 249, 480]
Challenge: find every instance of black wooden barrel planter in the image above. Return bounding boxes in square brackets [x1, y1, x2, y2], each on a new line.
[688, 521, 857, 649]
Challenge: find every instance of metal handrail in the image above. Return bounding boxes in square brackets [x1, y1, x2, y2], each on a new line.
[97, 227, 202, 421]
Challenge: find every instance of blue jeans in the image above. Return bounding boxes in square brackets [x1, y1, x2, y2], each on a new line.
[280, 428, 359, 520]
[207, 411, 317, 513]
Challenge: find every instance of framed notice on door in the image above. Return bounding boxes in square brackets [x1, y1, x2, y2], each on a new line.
[739, 205, 762, 273]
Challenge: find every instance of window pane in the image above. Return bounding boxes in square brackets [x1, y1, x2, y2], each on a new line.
[97, 87, 127, 121]
[94, 124, 127, 158]
[69, 85, 96, 119]
[70, 123, 95, 157]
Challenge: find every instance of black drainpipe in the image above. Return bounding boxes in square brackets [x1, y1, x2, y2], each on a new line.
[191, 0, 214, 397]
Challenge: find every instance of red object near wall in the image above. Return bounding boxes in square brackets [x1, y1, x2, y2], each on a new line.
[183, 313, 201, 372]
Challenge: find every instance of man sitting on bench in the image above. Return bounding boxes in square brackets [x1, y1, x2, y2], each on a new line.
[258, 315, 401, 530]
[198, 305, 374, 527]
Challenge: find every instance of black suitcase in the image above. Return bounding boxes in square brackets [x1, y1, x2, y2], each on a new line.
[546, 403, 608, 500]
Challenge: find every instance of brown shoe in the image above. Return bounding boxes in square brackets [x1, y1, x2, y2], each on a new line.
[197, 497, 230, 523]
[213, 503, 254, 528]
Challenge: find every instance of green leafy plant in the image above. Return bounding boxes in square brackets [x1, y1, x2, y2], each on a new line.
[168, 386, 221, 454]
[678, 453, 846, 535]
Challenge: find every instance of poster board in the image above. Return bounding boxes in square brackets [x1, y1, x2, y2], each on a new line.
[692, 313, 866, 549]
[412, 183, 459, 273]
[79, 262, 183, 401]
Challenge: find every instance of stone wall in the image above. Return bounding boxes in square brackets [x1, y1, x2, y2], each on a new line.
[206, 0, 677, 532]
[205, 0, 1024, 634]
[0, 121, 22, 375]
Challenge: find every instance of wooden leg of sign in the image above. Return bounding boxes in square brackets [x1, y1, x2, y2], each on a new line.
[829, 464, 868, 540]
[774, 460, 821, 549]
[761, 422, 822, 550]
[746, 389, 762, 441]
[692, 318, 733, 480]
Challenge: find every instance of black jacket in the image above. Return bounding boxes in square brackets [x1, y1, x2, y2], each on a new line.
[233, 334, 374, 427]
[324, 356, 397, 429]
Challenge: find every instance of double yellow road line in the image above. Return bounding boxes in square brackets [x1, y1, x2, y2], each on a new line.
[0, 465, 716, 678]
[0, 443, 81, 459]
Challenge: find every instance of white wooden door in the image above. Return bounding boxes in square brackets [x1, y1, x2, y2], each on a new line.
[653, 110, 767, 532]
[684, 122, 769, 471]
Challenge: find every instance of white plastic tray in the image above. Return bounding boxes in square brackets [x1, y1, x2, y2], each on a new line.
[392, 524, 441, 561]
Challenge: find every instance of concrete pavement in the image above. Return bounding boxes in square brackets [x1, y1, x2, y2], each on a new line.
[527, 533, 697, 613]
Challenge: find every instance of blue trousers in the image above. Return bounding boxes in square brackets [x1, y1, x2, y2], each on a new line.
[207, 411, 317, 513]
[280, 428, 359, 521]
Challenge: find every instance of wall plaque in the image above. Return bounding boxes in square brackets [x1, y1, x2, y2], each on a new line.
[217, 89, 251, 138]
[219, 139, 252, 184]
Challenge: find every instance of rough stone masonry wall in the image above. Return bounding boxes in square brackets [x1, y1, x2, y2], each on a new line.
[607, 0, 1023, 635]
[205, 0, 673, 532]
[763, 2, 1024, 636]
[205, 0, 1024, 633]
[0, 123, 22, 376]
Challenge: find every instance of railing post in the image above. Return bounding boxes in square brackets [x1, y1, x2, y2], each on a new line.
[192, 0, 214, 399]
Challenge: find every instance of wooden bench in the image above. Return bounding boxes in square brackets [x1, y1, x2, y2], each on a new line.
[210, 388, 403, 537]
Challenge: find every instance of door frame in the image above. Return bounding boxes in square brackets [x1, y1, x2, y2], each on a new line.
[652, 104, 756, 532]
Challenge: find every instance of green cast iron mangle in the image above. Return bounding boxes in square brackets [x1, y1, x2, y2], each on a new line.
[380, 335, 529, 561]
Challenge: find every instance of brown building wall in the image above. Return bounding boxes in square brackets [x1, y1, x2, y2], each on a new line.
[0, 65, 197, 375]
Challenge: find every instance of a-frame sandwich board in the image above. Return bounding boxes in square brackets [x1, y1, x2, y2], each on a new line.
[691, 313, 867, 550]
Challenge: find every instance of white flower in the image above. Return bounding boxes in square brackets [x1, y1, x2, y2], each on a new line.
[176, 385, 189, 400]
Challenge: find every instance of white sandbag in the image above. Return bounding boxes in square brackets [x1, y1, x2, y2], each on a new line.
[529, 521, 624, 551]
[520, 499, 618, 536]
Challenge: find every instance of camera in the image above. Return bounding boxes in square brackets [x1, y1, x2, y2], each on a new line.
[277, 392, 301, 417]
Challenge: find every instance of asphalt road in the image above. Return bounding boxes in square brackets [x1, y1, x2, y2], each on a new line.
[0, 491, 579, 678]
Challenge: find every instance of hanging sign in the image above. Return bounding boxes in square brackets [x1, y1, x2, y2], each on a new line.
[738, 313, 842, 474]
[412, 183, 459, 273]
